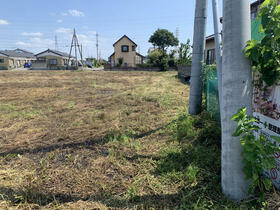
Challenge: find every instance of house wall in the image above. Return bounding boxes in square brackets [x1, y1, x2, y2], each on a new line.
[37, 55, 66, 70]
[9, 57, 34, 68]
[205, 38, 215, 61]
[114, 37, 137, 67]
[0, 56, 9, 70]
[136, 55, 143, 65]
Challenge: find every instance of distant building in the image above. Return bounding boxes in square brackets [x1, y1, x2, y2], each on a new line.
[109, 35, 145, 68]
[147, 47, 156, 55]
[0, 49, 35, 70]
[34, 49, 73, 70]
[250, 0, 265, 20]
[205, 34, 216, 65]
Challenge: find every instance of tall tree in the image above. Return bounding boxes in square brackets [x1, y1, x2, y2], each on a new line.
[149, 29, 179, 53]
[189, 0, 208, 115]
[149, 29, 178, 70]
[221, 0, 252, 201]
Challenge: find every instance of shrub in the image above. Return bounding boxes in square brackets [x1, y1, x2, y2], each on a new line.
[118, 58, 123, 66]
[159, 56, 169, 71]
[147, 49, 162, 67]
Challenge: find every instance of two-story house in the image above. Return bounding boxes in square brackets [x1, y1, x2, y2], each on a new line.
[109, 35, 144, 68]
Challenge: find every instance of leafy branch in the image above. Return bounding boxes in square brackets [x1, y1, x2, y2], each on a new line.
[231, 108, 280, 198]
[244, 0, 280, 86]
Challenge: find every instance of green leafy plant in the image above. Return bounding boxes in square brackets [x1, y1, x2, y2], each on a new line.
[117, 57, 123, 66]
[177, 39, 192, 65]
[147, 49, 162, 67]
[231, 108, 280, 197]
[244, 0, 280, 86]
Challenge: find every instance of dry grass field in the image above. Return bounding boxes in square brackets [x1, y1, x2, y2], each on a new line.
[2, 70, 273, 209]
[0, 70, 192, 209]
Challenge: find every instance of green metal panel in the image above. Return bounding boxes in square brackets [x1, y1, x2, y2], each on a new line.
[206, 66, 220, 120]
[205, 20, 265, 120]
[251, 19, 265, 41]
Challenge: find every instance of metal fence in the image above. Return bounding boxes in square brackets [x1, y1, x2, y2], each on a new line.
[205, 19, 264, 120]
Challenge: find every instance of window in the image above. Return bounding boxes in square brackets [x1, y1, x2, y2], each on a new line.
[206, 49, 215, 65]
[251, 11, 258, 20]
[121, 45, 129, 52]
[49, 59, 57, 65]
[0, 59, 4, 63]
[38, 57, 46, 61]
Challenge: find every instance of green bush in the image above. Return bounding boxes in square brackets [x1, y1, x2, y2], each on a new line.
[147, 49, 162, 67]
[159, 56, 169, 71]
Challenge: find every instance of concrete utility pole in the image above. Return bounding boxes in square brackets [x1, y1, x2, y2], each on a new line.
[96, 33, 99, 61]
[212, 0, 222, 113]
[221, 0, 252, 201]
[55, 35, 58, 51]
[189, 0, 208, 115]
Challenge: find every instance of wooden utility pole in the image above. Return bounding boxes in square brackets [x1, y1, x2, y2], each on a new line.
[221, 0, 252, 201]
[189, 0, 208, 115]
[68, 29, 83, 70]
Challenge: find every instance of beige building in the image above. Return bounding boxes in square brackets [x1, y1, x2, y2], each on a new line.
[109, 35, 144, 67]
[0, 49, 35, 70]
[35, 49, 73, 70]
[205, 35, 216, 65]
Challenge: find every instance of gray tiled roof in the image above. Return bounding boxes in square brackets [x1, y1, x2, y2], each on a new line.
[50, 49, 70, 57]
[36, 49, 71, 58]
[0, 49, 35, 58]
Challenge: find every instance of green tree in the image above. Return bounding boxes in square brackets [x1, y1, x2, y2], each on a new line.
[149, 29, 179, 52]
[177, 39, 192, 65]
[149, 29, 178, 71]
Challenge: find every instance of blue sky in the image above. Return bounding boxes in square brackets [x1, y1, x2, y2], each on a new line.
[0, 0, 255, 58]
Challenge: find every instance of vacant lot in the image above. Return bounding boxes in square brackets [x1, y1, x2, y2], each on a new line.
[2, 70, 264, 209]
[0, 70, 190, 208]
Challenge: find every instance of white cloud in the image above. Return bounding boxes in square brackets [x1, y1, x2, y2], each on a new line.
[22, 32, 43, 37]
[68, 9, 84, 17]
[55, 27, 73, 34]
[16, 37, 54, 50]
[0, 19, 9, 25]
[57, 19, 63, 23]
[78, 34, 95, 46]
[61, 12, 68, 16]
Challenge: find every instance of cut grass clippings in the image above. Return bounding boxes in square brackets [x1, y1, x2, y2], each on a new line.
[0, 70, 279, 209]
